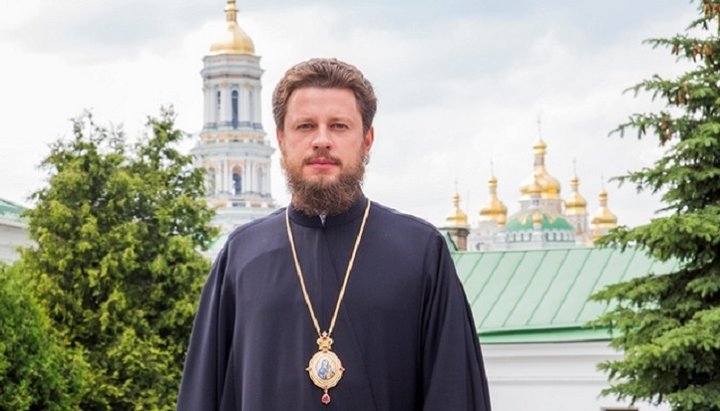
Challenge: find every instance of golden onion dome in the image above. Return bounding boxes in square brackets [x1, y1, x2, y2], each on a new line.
[446, 192, 469, 228]
[564, 175, 588, 216]
[520, 138, 561, 199]
[210, 0, 255, 56]
[524, 175, 543, 198]
[591, 189, 618, 227]
[479, 175, 508, 226]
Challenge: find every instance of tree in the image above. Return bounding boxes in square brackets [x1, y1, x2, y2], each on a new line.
[22, 108, 217, 410]
[0, 261, 90, 411]
[591, 1, 720, 410]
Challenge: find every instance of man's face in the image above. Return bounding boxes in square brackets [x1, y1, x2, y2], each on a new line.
[277, 87, 374, 213]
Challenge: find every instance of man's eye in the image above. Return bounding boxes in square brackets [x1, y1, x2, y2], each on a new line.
[297, 123, 314, 130]
[331, 123, 348, 129]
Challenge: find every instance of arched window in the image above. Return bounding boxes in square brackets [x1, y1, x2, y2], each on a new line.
[232, 165, 242, 195]
[231, 90, 239, 129]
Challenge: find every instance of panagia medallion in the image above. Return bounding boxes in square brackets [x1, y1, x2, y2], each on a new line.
[306, 333, 344, 405]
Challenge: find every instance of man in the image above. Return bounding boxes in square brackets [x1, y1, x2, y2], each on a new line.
[177, 58, 492, 410]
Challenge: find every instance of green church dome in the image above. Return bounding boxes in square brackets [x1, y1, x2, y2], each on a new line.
[505, 210, 574, 233]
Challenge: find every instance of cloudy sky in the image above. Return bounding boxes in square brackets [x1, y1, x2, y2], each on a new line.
[0, 0, 697, 228]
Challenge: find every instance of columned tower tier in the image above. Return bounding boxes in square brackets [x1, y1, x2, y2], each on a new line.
[192, 141, 273, 199]
[201, 54, 264, 133]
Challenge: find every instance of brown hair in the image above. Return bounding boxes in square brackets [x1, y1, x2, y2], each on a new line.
[272, 58, 377, 134]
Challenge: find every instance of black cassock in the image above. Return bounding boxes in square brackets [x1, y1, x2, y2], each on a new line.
[177, 196, 492, 410]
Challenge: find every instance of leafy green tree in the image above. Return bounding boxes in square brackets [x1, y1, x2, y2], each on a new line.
[22, 108, 217, 410]
[0, 261, 90, 410]
[591, 1, 720, 410]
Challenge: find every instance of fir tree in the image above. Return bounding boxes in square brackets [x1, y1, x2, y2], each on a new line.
[592, 1, 720, 410]
[22, 108, 216, 410]
[0, 261, 90, 411]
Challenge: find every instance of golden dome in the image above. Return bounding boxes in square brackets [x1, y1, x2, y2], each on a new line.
[524, 175, 543, 198]
[520, 138, 561, 199]
[591, 189, 618, 228]
[210, 0, 255, 56]
[564, 175, 587, 216]
[479, 175, 508, 226]
[446, 192, 469, 228]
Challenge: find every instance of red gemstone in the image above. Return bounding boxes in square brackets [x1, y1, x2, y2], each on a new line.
[321, 393, 331, 405]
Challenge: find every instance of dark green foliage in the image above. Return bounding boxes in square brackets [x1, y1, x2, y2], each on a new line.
[0, 261, 90, 410]
[591, 1, 720, 410]
[22, 108, 217, 410]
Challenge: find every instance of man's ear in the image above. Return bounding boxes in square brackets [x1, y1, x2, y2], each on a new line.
[276, 128, 285, 151]
[363, 126, 375, 154]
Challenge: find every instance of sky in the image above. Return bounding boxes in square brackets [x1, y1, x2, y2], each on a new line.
[0, 0, 698, 228]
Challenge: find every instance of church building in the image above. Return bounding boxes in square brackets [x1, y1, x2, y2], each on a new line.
[443, 137, 618, 251]
[191, 0, 277, 234]
[439, 137, 665, 411]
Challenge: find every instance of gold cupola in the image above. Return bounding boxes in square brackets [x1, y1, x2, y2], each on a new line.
[479, 175, 508, 226]
[446, 192, 469, 228]
[525, 174, 543, 199]
[210, 0, 255, 56]
[520, 138, 561, 199]
[564, 174, 588, 216]
[444, 191, 470, 251]
[591, 189, 618, 240]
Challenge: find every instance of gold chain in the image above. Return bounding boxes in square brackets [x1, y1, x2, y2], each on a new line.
[285, 199, 371, 338]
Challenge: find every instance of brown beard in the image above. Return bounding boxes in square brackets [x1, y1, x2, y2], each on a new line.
[281, 148, 366, 216]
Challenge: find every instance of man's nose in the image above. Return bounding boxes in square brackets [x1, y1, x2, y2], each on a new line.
[311, 126, 332, 149]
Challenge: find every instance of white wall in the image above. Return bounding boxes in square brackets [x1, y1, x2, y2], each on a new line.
[0, 218, 30, 263]
[482, 341, 669, 411]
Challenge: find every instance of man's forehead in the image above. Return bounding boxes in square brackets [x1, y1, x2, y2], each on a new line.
[286, 87, 360, 116]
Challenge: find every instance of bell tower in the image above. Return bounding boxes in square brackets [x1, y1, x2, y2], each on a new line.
[191, 0, 276, 231]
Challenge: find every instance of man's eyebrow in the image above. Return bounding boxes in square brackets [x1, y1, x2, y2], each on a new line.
[287, 115, 314, 123]
[328, 115, 356, 122]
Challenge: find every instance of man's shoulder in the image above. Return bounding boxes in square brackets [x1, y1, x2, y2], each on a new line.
[370, 201, 443, 239]
[225, 207, 286, 245]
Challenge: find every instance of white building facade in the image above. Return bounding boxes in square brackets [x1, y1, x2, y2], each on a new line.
[483, 342, 668, 411]
[0, 198, 30, 263]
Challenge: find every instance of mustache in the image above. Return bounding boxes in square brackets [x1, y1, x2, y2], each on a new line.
[303, 150, 342, 166]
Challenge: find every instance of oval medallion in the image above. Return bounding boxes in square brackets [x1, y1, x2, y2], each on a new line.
[306, 350, 344, 389]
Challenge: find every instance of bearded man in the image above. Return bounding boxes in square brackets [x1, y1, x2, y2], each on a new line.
[176, 58, 492, 411]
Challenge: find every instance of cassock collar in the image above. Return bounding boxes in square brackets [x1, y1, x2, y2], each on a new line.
[288, 194, 368, 228]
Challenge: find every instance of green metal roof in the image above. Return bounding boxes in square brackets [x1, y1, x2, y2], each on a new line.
[209, 231, 231, 252]
[452, 247, 678, 344]
[0, 198, 26, 222]
[505, 210, 574, 232]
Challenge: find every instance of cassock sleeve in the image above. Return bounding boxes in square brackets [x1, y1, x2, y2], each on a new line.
[176, 244, 235, 411]
[421, 234, 492, 411]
